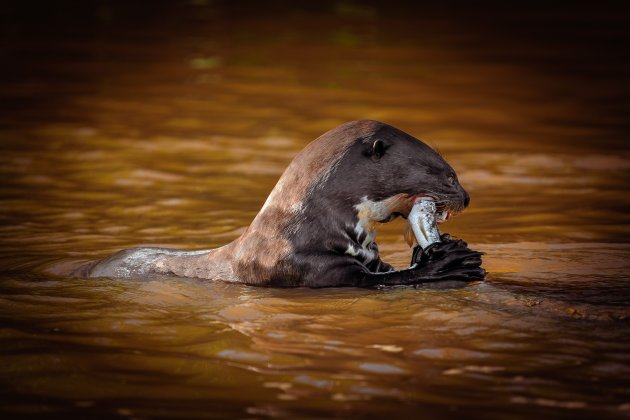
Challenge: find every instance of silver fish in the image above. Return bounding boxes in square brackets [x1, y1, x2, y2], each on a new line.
[407, 198, 441, 250]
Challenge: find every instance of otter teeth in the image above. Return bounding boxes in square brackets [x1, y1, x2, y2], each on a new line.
[408, 198, 441, 250]
[436, 210, 449, 224]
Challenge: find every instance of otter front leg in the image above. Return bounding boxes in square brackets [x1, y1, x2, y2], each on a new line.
[410, 234, 482, 269]
[365, 257, 395, 273]
[356, 238, 485, 287]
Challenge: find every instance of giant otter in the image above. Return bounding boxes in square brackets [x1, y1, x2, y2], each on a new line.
[82, 120, 485, 287]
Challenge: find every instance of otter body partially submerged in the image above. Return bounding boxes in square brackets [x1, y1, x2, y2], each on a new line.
[83, 120, 485, 287]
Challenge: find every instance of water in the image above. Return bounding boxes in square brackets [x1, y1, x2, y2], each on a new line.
[1, 2, 629, 418]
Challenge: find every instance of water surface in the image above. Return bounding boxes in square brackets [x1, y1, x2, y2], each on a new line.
[1, 2, 629, 418]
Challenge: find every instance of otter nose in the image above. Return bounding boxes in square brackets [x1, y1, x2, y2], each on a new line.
[463, 192, 470, 208]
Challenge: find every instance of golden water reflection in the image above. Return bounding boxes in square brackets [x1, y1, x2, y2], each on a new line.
[1, 2, 629, 418]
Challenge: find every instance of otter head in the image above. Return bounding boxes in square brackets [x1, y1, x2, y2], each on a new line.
[327, 122, 469, 226]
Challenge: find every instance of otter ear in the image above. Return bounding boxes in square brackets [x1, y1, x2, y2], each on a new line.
[370, 139, 387, 160]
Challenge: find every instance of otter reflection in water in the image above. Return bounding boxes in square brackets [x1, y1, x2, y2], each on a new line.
[78, 121, 485, 287]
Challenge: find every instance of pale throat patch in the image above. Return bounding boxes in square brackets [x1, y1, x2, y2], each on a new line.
[345, 194, 410, 263]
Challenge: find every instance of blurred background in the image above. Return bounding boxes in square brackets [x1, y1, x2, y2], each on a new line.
[1, 0, 629, 252]
[1, 1, 629, 418]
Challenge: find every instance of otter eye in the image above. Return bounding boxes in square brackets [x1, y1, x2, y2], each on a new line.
[448, 174, 456, 185]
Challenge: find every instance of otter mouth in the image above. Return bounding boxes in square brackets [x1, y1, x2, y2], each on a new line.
[429, 201, 451, 225]
[398, 194, 459, 224]
[371, 193, 463, 225]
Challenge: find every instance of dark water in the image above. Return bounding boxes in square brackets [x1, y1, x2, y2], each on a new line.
[1, 1, 629, 418]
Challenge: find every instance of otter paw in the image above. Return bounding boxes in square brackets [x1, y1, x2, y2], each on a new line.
[410, 236, 486, 282]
